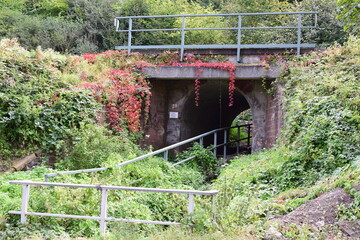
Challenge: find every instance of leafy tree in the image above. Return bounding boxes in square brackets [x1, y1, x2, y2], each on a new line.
[0, 11, 86, 53]
[337, 0, 360, 33]
[293, 0, 347, 45]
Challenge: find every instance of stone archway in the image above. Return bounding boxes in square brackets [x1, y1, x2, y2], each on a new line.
[145, 77, 283, 152]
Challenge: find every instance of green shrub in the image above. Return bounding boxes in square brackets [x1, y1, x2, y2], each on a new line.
[58, 124, 137, 170]
[175, 143, 219, 181]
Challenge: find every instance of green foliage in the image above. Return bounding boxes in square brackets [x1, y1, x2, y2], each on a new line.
[0, 39, 152, 161]
[175, 143, 219, 181]
[0, 0, 350, 54]
[229, 109, 252, 142]
[0, 11, 88, 53]
[293, 0, 348, 46]
[212, 148, 289, 229]
[337, 0, 360, 33]
[0, 40, 100, 156]
[275, 37, 360, 189]
[57, 124, 137, 170]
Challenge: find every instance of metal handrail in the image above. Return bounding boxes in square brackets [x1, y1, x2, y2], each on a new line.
[44, 124, 252, 181]
[114, 12, 317, 62]
[8, 180, 218, 236]
[114, 12, 317, 19]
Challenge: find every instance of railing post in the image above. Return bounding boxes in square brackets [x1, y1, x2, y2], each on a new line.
[213, 132, 217, 156]
[100, 188, 108, 236]
[188, 194, 195, 214]
[212, 194, 217, 223]
[128, 18, 133, 55]
[180, 16, 186, 62]
[297, 14, 302, 55]
[236, 126, 240, 154]
[21, 184, 30, 224]
[247, 124, 251, 148]
[164, 150, 169, 161]
[199, 137, 203, 147]
[114, 18, 119, 31]
[237, 15, 242, 63]
[223, 129, 227, 160]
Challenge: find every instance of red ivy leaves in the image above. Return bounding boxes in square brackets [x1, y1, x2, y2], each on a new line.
[79, 50, 237, 134]
[160, 61, 236, 107]
[79, 52, 151, 133]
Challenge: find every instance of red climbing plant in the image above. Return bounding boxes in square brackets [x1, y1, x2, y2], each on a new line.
[74, 50, 237, 134]
[159, 61, 236, 106]
[78, 51, 152, 133]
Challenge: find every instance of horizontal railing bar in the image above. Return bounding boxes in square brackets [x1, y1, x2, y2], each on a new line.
[116, 26, 315, 32]
[214, 142, 227, 148]
[115, 12, 317, 19]
[8, 181, 219, 195]
[9, 211, 100, 220]
[208, 137, 252, 150]
[8, 211, 181, 226]
[171, 155, 196, 167]
[44, 167, 109, 178]
[115, 44, 316, 50]
[106, 217, 180, 225]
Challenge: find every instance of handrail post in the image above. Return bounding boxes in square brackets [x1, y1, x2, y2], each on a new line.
[212, 194, 217, 223]
[21, 184, 30, 223]
[114, 18, 119, 31]
[223, 129, 227, 159]
[237, 15, 242, 63]
[199, 137, 203, 147]
[188, 194, 195, 214]
[100, 188, 108, 236]
[164, 150, 169, 161]
[297, 14, 302, 55]
[236, 126, 240, 154]
[180, 16, 186, 62]
[247, 124, 251, 148]
[128, 18, 133, 55]
[213, 132, 217, 156]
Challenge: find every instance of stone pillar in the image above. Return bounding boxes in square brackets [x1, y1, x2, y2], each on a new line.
[144, 80, 168, 150]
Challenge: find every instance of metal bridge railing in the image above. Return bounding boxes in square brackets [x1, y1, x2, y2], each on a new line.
[8, 180, 218, 236]
[44, 124, 252, 181]
[114, 12, 317, 62]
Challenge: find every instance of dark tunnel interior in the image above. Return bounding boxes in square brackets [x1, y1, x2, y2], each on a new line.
[180, 80, 250, 147]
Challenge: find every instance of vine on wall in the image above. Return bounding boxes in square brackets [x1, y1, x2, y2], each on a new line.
[79, 51, 237, 133]
[159, 60, 236, 107]
[78, 51, 152, 133]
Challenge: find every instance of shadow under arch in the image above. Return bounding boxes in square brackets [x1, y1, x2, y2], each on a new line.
[180, 80, 251, 148]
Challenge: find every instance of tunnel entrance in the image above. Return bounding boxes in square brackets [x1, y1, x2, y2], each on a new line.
[180, 80, 251, 151]
[146, 76, 282, 153]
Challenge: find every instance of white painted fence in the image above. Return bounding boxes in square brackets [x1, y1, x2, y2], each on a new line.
[8, 180, 218, 236]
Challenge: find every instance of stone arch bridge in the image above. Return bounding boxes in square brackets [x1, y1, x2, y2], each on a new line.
[141, 52, 286, 153]
[113, 12, 317, 152]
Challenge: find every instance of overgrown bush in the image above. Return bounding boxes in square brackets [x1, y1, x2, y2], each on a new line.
[0, 39, 152, 161]
[175, 143, 219, 181]
[275, 37, 360, 189]
[0, 39, 100, 158]
[57, 124, 137, 170]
